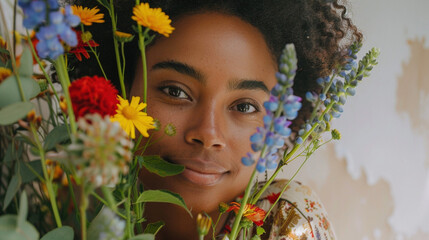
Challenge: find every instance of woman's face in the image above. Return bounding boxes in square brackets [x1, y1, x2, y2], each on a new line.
[131, 12, 277, 214]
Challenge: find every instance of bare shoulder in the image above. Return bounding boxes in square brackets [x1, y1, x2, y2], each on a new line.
[257, 179, 336, 240]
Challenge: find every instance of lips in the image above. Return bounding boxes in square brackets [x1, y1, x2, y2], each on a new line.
[164, 156, 228, 186]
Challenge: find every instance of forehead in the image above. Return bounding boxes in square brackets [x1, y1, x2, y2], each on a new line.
[145, 12, 277, 88]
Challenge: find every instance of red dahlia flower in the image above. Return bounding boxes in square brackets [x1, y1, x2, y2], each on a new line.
[69, 76, 118, 119]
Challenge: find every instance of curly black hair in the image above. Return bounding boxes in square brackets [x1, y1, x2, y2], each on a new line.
[71, 0, 362, 132]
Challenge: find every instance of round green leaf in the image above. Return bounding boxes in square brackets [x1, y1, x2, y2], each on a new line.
[40, 226, 74, 240]
[0, 215, 39, 240]
[0, 75, 40, 109]
[0, 102, 34, 125]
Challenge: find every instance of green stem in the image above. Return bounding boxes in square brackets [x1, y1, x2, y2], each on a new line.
[54, 56, 77, 134]
[126, 189, 133, 237]
[88, 44, 108, 80]
[212, 212, 223, 240]
[66, 173, 80, 220]
[30, 124, 62, 227]
[109, 0, 126, 98]
[80, 187, 88, 240]
[137, 27, 149, 107]
[228, 168, 258, 240]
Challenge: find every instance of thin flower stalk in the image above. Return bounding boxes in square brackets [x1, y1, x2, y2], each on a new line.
[29, 123, 62, 228]
[54, 55, 77, 134]
[80, 24, 108, 80]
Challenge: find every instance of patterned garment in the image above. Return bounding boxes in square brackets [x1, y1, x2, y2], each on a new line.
[221, 179, 336, 240]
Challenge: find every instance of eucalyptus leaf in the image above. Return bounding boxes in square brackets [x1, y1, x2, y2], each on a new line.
[43, 124, 70, 151]
[0, 215, 39, 240]
[40, 226, 74, 240]
[139, 156, 184, 177]
[128, 234, 155, 240]
[136, 190, 191, 216]
[0, 76, 39, 109]
[3, 175, 21, 211]
[18, 45, 33, 77]
[143, 221, 164, 235]
[0, 102, 34, 125]
[17, 192, 28, 229]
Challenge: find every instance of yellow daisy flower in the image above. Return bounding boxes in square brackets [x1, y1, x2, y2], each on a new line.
[71, 5, 105, 26]
[131, 3, 175, 37]
[111, 96, 155, 139]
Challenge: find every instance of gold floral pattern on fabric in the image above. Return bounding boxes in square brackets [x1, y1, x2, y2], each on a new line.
[222, 179, 336, 240]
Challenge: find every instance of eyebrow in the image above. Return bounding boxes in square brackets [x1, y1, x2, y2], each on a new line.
[228, 79, 270, 93]
[151, 60, 206, 84]
[151, 60, 269, 93]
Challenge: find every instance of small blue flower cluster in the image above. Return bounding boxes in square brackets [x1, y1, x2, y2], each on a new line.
[18, 0, 80, 59]
[304, 42, 379, 138]
[241, 44, 302, 173]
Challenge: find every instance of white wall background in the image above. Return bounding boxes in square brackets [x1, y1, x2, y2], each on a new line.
[280, 0, 429, 239]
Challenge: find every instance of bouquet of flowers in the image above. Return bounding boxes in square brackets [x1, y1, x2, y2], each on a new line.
[0, 0, 379, 239]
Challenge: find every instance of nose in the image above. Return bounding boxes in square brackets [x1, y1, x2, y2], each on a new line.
[184, 103, 226, 149]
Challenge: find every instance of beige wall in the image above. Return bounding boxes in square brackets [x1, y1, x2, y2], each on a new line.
[278, 0, 429, 239]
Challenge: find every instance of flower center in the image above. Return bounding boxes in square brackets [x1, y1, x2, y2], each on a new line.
[122, 106, 137, 119]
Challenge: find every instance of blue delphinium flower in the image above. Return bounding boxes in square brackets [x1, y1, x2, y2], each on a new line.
[20, 0, 47, 29]
[241, 44, 302, 172]
[18, 0, 81, 59]
[36, 25, 64, 59]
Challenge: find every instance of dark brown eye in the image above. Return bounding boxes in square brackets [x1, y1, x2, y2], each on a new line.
[161, 86, 189, 99]
[235, 102, 257, 113]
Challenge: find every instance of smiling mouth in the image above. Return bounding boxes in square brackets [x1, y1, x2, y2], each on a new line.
[181, 167, 225, 186]
[163, 157, 228, 186]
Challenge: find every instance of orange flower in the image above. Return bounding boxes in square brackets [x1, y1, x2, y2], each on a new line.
[131, 3, 174, 37]
[227, 202, 266, 226]
[71, 5, 104, 26]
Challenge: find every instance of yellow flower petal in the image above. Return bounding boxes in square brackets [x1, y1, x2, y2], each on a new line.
[131, 3, 175, 37]
[71, 5, 105, 26]
[111, 95, 155, 139]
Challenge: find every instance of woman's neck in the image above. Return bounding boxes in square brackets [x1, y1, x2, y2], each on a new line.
[143, 202, 229, 240]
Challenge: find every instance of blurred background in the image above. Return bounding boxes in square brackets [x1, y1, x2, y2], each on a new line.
[279, 0, 429, 239]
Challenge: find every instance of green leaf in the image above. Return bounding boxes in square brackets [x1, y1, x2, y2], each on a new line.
[3, 175, 21, 211]
[40, 226, 74, 240]
[136, 190, 191, 216]
[18, 45, 33, 77]
[0, 102, 34, 125]
[18, 160, 42, 183]
[0, 47, 9, 55]
[139, 156, 184, 177]
[17, 192, 28, 229]
[0, 215, 39, 240]
[143, 221, 164, 235]
[43, 124, 70, 151]
[128, 234, 155, 240]
[0, 76, 39, 109]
